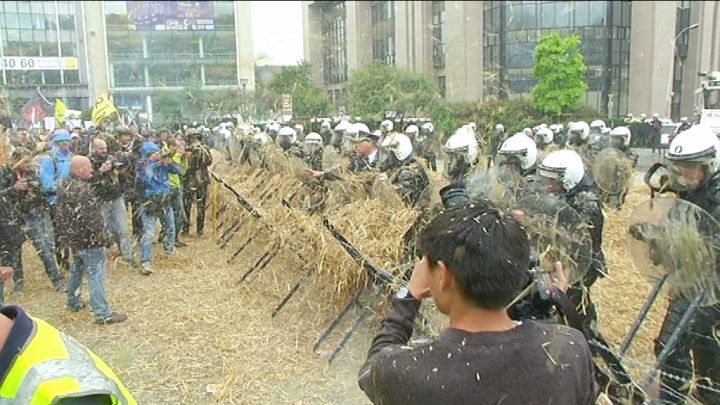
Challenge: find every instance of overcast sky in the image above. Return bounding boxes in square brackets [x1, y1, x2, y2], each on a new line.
[251, 1, 304, 66]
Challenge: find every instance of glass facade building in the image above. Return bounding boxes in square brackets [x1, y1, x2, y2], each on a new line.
[483, 1, 632, 116]
[320, 1, 347, 86]
[371, 1, 396, 65]
[103, 1, 240, 108]
[0, 0, 87, 108]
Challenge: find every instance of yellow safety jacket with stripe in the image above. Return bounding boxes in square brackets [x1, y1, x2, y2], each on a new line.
[0, 316, 136, 405]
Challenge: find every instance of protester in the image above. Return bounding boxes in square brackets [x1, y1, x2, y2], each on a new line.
[56, 156, 126, 324]
[358, 205, 594, 404]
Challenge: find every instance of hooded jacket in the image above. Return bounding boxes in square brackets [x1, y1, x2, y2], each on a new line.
[137, 142, 182, 201]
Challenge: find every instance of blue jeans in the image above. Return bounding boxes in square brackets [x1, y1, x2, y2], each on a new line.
[66, 247, 112, 320]
[168, 187, 185, 242]
[22, 210, 63, 284]
[140, 206, 175, 264]
[101, 196, 134, 262]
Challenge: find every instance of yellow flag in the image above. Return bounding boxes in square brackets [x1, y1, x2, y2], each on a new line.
[54, 98, 67, 125]
[91, 93, 118, 124]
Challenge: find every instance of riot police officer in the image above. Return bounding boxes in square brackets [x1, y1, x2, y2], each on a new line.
[497, 132, 539, 179]
[653, 125, 720, 404]
[379, 132, 430, 208]
[442, 126, 479, 184]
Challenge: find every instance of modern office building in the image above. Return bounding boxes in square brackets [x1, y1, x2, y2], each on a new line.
[303, 0, 720, 120]
[1, 1, 254, 122]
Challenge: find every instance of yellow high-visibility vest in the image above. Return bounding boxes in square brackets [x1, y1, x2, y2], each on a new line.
[0, 316, 136, 405]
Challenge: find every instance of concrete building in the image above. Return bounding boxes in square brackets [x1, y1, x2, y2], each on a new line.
[302, 1, 720, 120]
[1, 1, 254, 122]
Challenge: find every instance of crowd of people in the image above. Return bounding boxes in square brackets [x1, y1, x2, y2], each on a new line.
[0, 108, 718, 403]
[0, 125, 213, 325]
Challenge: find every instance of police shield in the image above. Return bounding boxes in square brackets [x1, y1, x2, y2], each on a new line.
[511, 193, 593, 286]
[465, 165, 532, 210]
[592, 147, 635, 195]
[628, 196, 720, 305]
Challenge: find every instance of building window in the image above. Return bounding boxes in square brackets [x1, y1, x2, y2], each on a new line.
[371, 1, 395, 65]
[437, 76, 446, 99]
[432, 1, 446, 68]
[321, 1, 347, 85]
[104, 2, 238, 89]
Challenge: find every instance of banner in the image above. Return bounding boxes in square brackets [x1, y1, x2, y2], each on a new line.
[1, 57, 78, 71]
[54, 99, 67, 125]
[91, 94, 118, 124]
[126, 1, 214, 31]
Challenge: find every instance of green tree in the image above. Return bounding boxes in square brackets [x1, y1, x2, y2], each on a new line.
[531, 33, 588, 115]
[346, 62, 438, 122]
[267, 61, 329, 117]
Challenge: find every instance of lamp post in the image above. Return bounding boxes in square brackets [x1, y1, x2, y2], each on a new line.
[668, 23, 699, 120]
[239, 78, 248, 120]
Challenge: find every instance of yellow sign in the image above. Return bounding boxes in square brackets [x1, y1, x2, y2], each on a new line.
[62, 57, 78, 70]
[54, 98, 67, 125]
[91, 94, 118, 124]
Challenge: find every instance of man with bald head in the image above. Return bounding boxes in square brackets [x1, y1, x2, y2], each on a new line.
[56, 156, 127, 325]
[90, 138, 136, 267]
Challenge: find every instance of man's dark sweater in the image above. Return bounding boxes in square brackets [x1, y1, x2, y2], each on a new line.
[56, 178, 110, 250]
[358, 298, 595, 404]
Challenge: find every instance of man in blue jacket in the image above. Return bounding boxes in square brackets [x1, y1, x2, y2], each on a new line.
[39, 129, 74, 274]
[137, 142, 182, 275]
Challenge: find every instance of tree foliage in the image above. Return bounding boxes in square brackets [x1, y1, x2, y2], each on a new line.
[346, 62, 438, 122]
[266, 61, 330, 117]
[531, 33, 588, 115]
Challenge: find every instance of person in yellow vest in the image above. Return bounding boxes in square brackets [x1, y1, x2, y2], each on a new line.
[160, 136, 188, 247]
[0, 296, 136, 404]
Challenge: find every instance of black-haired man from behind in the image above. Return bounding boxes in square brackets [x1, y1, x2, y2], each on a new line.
[358, 205, 595, 404]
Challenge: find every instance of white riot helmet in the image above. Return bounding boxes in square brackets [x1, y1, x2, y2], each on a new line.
[495, 123, 505, 133]
[534, 127, 554, 147]
[568, 121, 590, 143]
[277, 126, 297, 145]
[443, 127, 479, 181]
[381, 132, 414, 162]
[354, 122, 370, 136]
[590, 120, 606, 133]
[335, 119, 351, 133]
[294, 124, 304, 134]
[666, 125, 720, 191]
[549, 124, 562, 135]
[680, 116, 688, 123]
[498, 133, 538, 172]
[252, 132, 271, 147]
[609, 126, 632, 147]
[380, 120, 394, 133]
[468, 122, 477, 132]
[321, 120, 331, 130]
[404, 124, 419, 138]
[537, 150, 586, 192]
[304, 132, 323, 154]
[522, 128, 533, 138]
[421, 122, 434, 134]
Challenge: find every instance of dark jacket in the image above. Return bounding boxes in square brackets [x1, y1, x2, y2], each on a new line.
[185, 144, 213, 189]
[56, 177, 110, 250]
[566, 174, 606, 284]
[89, 154, 124, 202]
[358, 297, 595, 405]
[0, 165, 49, 215]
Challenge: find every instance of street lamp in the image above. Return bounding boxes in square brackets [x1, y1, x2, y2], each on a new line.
[668, 23, 699, 119]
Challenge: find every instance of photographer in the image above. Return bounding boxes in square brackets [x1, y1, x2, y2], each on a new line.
[137, 142, 182, 275]
[182, 131, 212, 236]
[358, 205, 594, 404]
[89, 138, 136, 267]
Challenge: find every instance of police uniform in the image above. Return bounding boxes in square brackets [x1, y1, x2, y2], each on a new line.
[0, 305, 135, 404]
[388, 159, 430, 208]
[655, 173, 720, 404]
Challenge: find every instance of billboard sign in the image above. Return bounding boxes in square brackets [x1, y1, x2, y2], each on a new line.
[126, 1, 215, 31]
[1, 57, 78, 71]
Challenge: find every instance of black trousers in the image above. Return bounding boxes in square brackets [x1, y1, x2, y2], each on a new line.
[183, 185, 208, 234]
[655, 298, 720, 404]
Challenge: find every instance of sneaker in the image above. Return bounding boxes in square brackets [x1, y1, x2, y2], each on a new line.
[54, 280, 67, 293]
[67, 302, 86, 312]
[140, 262, 153, 275]
[95, 312, 127, 325]
[175, 240, 188, 248]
